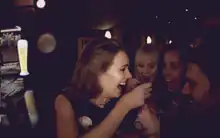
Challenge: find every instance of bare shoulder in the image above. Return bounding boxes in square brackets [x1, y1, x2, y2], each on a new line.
[55, 94, 75, 118]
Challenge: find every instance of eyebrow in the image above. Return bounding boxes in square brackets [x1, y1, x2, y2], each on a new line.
[121, 64, 129, 68]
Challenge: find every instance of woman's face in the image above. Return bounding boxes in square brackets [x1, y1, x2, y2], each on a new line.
[99, 51, 132, 98]
[163, 50, 184, 91]
[135, 52, 158, 83]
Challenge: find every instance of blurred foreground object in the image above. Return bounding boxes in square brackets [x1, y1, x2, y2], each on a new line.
[37, 33, 56, 53]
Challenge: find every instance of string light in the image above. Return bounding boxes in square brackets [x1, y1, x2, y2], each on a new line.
[194, 17, 198, 20]
[104, 31, 112, 39]
[185, 9, 189, 12]
[36, 0, 46, 9]
[169, 40, 172, 44]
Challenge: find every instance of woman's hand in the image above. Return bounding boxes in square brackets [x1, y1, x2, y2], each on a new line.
[184, 63, 210, 102]
[119, 83, 152, 111]
[125, 78, 140, 92]
[137, 104, 160, 136]
[186, 63, 202, 82]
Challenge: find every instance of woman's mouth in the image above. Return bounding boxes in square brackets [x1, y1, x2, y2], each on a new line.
[139, 75, 151, 83]
[118, 82, 126, 91]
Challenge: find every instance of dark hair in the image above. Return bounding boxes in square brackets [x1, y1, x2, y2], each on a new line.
[71, 38, 124, 99]
[162, 43, 189, 89]
[162, 43, 188, 67]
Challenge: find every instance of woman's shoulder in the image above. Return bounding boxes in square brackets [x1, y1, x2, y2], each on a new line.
[55, 94, 76, 118]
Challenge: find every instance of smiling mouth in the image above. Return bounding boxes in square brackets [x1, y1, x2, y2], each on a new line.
[118, 82, 126, 91]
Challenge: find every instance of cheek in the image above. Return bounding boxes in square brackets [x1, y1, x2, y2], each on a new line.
[151, 67, 157, 74]
[114, 72, 124, 82]
[107, 72, 124, 87]
[173, 70, 182, 79]
[136, 67, 144, 73]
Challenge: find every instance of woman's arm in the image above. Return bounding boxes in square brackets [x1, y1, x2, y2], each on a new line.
[55, 95, 79, 138]
[55, 95, 130, 138]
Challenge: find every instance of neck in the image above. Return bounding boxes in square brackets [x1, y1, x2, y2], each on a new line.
[90, 95, 110, 108]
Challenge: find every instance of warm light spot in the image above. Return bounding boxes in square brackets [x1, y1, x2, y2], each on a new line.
[37, 0, 46, 9]
[146, 36, 152, 44]
[105, 31, 112, 39]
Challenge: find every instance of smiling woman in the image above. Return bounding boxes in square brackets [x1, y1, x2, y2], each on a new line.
[55, 38, 159, 138]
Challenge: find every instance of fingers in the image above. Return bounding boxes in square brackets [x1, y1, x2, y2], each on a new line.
[127, 79, 141, 92]
[142, 104, 149, 110]
[140, 83, 152, 89]
[132, 78, 140, 84]
[131, 79, 140, 88]
[144, 88, 152, 99]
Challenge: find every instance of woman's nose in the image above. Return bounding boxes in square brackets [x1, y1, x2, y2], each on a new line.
[127, 71, 132, 79]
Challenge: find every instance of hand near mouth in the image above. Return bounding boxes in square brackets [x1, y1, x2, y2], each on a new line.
[125, 78, 140, 92]
[185, 63, 210, 102]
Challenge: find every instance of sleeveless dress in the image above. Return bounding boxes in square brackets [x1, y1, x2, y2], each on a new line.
[62, 89, 140, 137]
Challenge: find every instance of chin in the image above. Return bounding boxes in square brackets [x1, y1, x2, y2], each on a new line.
[113, 92, 121, 98]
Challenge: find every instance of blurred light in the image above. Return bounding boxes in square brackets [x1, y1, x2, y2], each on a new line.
[105, 31, 112, 39]
[185, 9, 189, 12]
[0, 26, 21, 33]
[194, 17, 198, 20]
[156, 16, 158, 19]
[168, 21, 171, 24]
[36, 0, 46, 9]
[146, 36, 152, 44]
[190, 44, 195, 48]
[169, 40, 172, 44]
[37, 33, 56, 53]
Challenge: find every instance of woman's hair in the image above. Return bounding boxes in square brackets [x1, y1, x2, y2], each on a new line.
[162, 43, 189, 89]
[137, 43, 159, 54]
[162, 43, 189, 68]
[136, 44, 159, 60]
[71, 38, 124, 99]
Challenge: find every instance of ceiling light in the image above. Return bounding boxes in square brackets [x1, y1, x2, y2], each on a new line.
[37, 0, 46, 9]
[146, 36, 152, 44]
[105, 31, 112, 39]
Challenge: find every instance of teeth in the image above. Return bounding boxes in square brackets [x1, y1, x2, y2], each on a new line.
[119, 82, 126, 86]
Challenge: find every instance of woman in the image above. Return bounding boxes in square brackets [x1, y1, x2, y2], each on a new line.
[161, 43, 211, 137]
[55, 38, 160, 138]
[127, 44, 166, 113]
[162, 44, 210, 105]
[126, 44, 162, 92]
[134, 44, 160, 84]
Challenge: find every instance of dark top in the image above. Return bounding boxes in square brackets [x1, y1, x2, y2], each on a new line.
[62, 88, 139, 136]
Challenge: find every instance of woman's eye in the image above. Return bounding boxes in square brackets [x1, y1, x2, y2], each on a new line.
[149, 65, 155, 69]
[137, 64, 144, 68]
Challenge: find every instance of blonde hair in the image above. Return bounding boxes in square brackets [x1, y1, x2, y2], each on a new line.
[135, 44, 159, 63]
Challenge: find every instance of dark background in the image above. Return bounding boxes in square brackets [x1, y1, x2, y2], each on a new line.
[1, 0, 220, 137]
